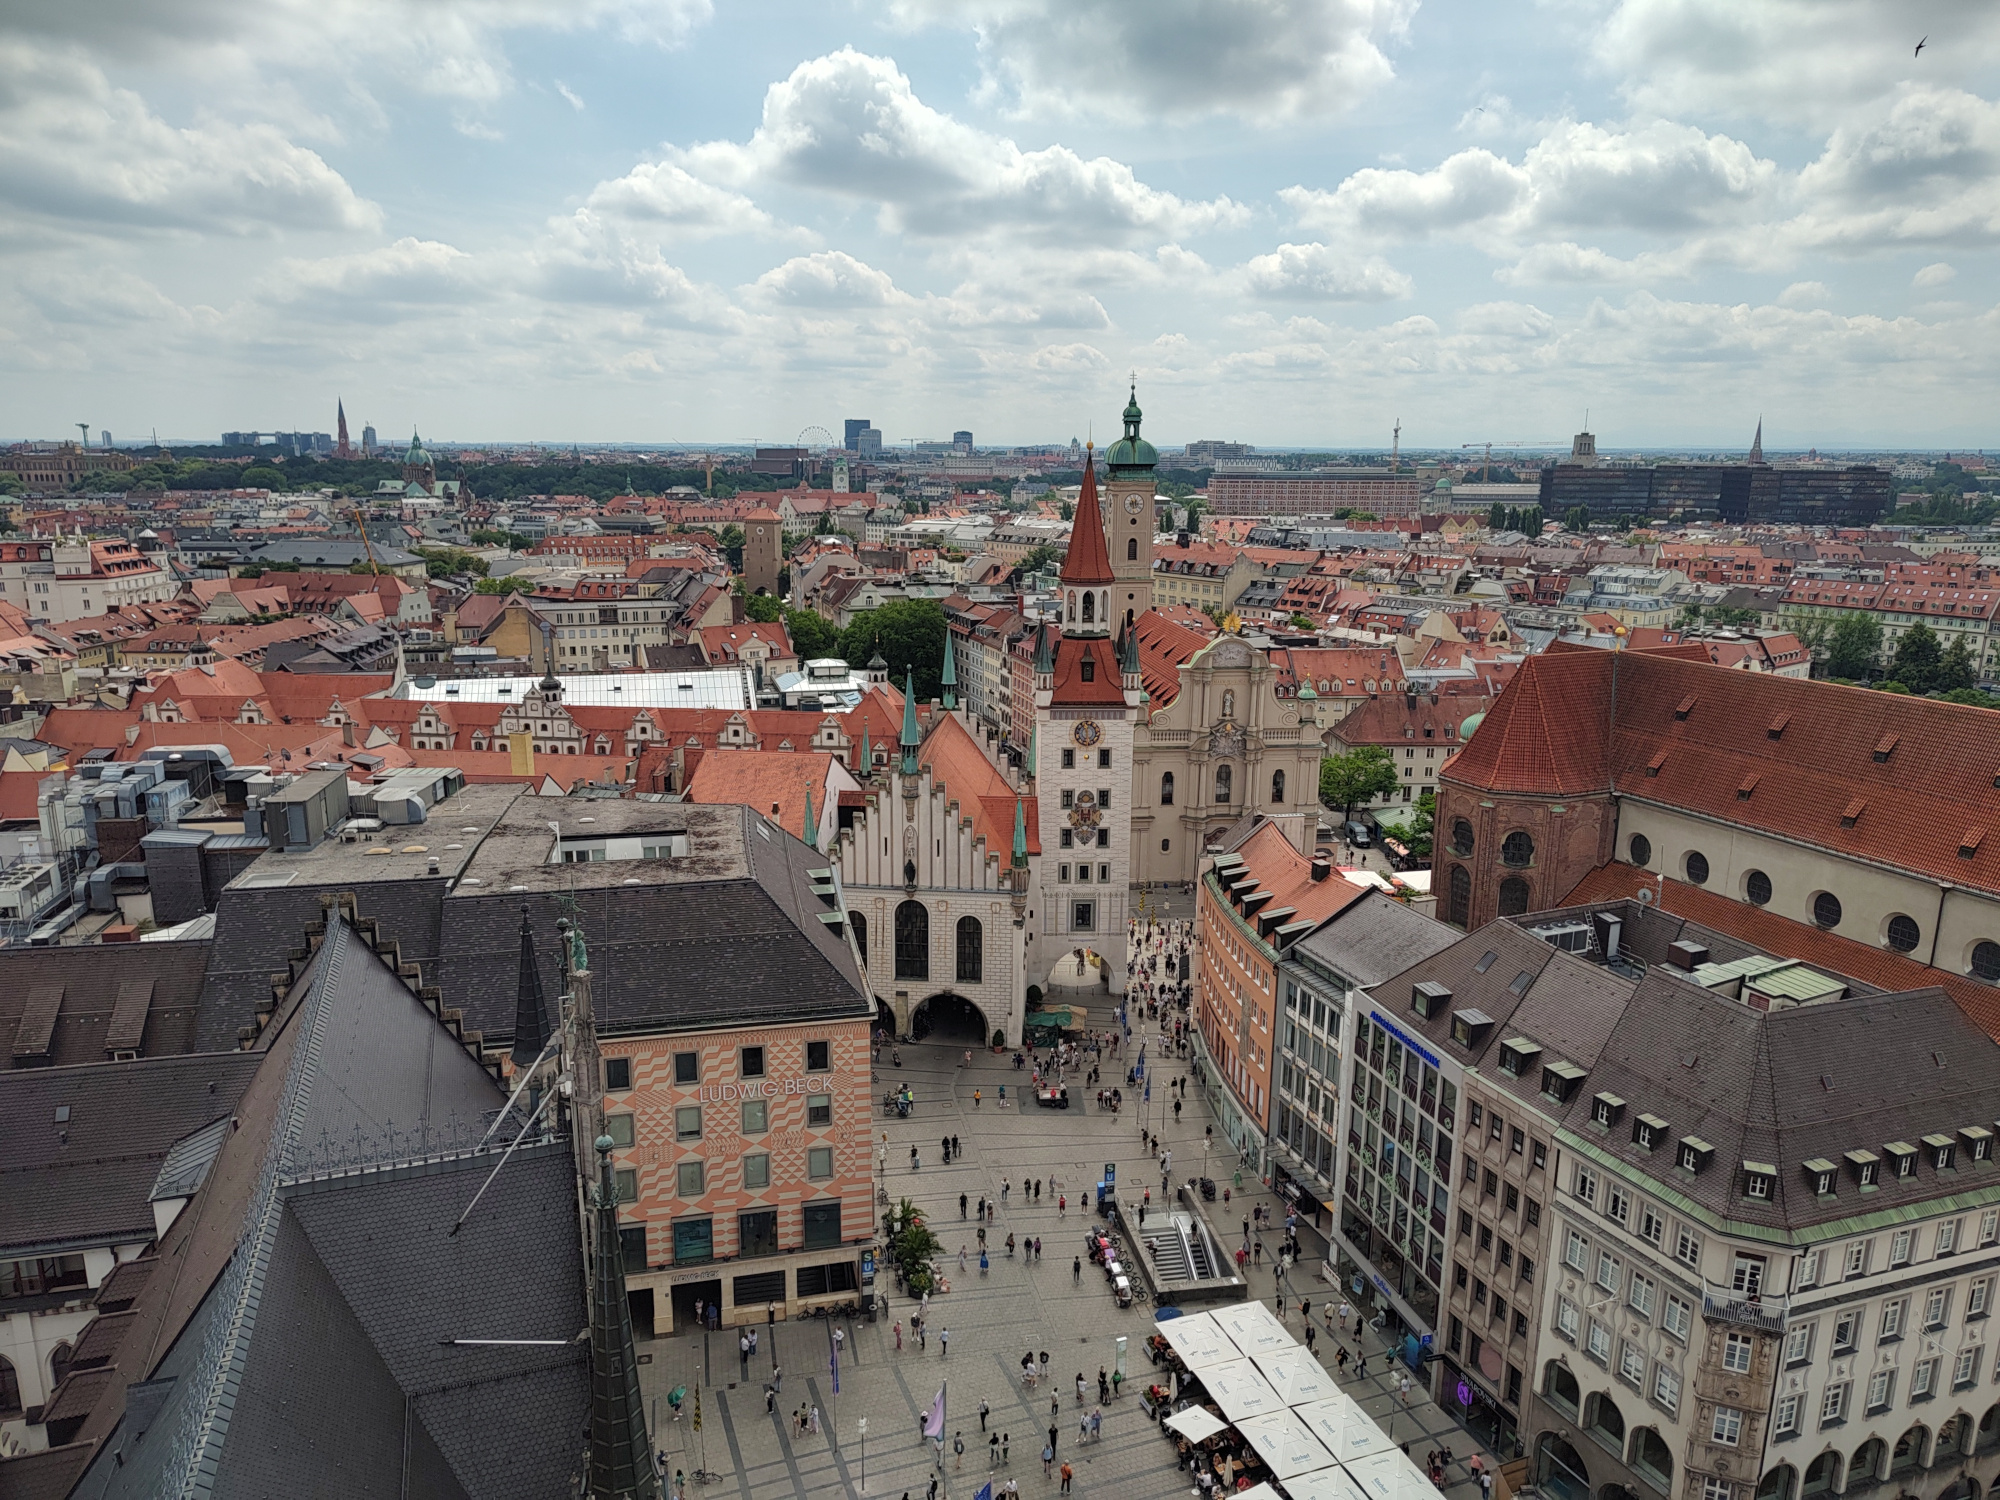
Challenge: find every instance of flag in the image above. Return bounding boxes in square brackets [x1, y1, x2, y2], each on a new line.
[830, 1340, 840, 1396]
[975, 1485, 993, 1500]
[923, 1384, 946, 1439]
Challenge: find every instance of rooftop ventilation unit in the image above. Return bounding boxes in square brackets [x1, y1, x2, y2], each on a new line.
[1527, 920, 1591, 954]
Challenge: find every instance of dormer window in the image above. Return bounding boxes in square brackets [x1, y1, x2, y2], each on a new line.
[1450, 1009, 1493, 1050]
[1743, 1161, 1777, 1200]
[1412, 981, 1451, 1019]
[1884, 1141, 1917, 1179]
[1634, 1113, 1668, 1152]
[1591, 1092, 1625, 1129]
[1845, 1149, 1879, 1188]
[1498, 1038, 1541, 1077]
[1803, 1158, 1838, 1197]
[1961, 1125, 1993, 1163]
[1542, 1062, 1585, 1104]
[1923, 1133, 1957, 1171]
[1677, 1137, 1715, 1174]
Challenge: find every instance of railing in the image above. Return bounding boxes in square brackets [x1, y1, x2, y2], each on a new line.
[1702, 1281, 1787, 1333]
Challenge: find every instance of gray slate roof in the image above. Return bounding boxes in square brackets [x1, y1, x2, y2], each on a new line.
[1292, 891, 1458, 990]
[0, 941, 213, 1070]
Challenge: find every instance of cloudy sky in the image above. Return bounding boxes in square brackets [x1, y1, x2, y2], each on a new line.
[3, 0, 1998, 449]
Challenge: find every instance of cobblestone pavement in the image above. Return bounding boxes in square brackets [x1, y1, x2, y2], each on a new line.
[637, 925, 1498, 1500]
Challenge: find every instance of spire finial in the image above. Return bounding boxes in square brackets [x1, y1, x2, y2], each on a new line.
[899, 671, 921, 776]
[509, 905, 551, 1070]
[587, 1135, 661, 1498]
[1012, 796, 1028, 869]
[940, 631, 957, 709]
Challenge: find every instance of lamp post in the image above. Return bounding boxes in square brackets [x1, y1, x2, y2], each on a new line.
[858, 1417, 867, 1492]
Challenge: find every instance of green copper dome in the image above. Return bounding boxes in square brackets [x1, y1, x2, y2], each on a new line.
[1104, 384, 1157, 473]
[405, 428, 431, 467]
[1459, 709, 1487, 742]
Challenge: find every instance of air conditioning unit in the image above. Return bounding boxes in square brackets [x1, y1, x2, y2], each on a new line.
[1528, 919, 1592, 954]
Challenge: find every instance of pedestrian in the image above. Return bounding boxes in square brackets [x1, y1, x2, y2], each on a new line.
[1002, 1182, 1010, 1206]
[1357, 1352, 1369, 1379]
[919, 1321, 927, 1350]
[1048, 1422, 1059, 1453]
[768, 1301, 777, 1327]
[1042, 1446, 1054, 1479]
[1061, 1459, 1074, 1494]
[989, 1432, 1000, 1469]
[810, 1405, 822, 1436]
[1399, 1371, 1413, 1405]
[942, 1135, 951, 1163]
[912, 1145, 920, 1171]
[1302, 1298, 1312, 1323]
[1076, 1372, 1087, 1406]
[1058, 1194, 1066, 1218]
[952, 1133, 961, 1157]
[941, 1326, 951, 1357]
[774, 1367, 783, 1393]
[961, 1192, 969, 1219]
[954, 1432, 964, 1469]
[894, 1320, 904, 1351]
[1091, 1408, 1102, 1442]
[1003, 1432, 1011, 1465]
[765, 1385, 776, 1414]
[1254, 1239, 1264, 1265]
[1034, 1236, 1043, 1260]
[1305, 1323, 1317, 1353]
[1098, 1370, 1110, 1404]
[739, 1332, 750, 1377]
[980, 1399, 990, 1432]
[1481, 1471, 1495, 1500]
[960, 1245, 968, 1272]
[1338, 1301, 1352, 1331]
[1111, 1367, 1123, 1399]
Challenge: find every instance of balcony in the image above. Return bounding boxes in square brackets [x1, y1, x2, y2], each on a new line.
[1703, 1281, 1787, 1333]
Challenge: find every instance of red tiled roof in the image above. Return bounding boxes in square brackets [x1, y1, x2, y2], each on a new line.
[1443, 649, 1616, 795]
[1049, 637, 1125, 707]
[1058, 452, 1115, 586]
[685, 750, 842, 839]
[1229, 820, 1370, 930]
[1130, 609, 1209, 707]
[1562, 861, 2000, 1040]
[918, 710, 1040, 856]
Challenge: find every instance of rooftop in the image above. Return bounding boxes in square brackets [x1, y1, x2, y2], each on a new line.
[393, 667, 754, 708]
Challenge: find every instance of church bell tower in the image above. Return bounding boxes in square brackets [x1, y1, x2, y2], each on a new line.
[1103, 384, 1159, 630]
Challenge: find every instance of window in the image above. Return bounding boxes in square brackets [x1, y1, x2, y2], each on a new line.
[1812, 891, 1842, 929]
[1775, 1394, 1801, 1438]
[1098, 749, 1111, 768]
[1606, 1185, 1631, 1225]
[1587, 1321, 1612, 1362]
[676, 1105, 702, 1141]
[1655, 1364, 1681, 1415]
[956, 916, 983, 983]
[1686, 851, 1710, 884]
[1865, 1370, 1894, 1413]
[1798, 1248, 1822, 1287]
[1215, 764, 1233, 802]
[1973, 941, 2000, 982]
[1452, 820, 1475, 856]
[1504, 1184, 1520, 1214]
[1533, 1141, 1548, 1170]
[1629, 833, 1651, 866]
[1639, 1204, 1665, 1247]
[1558, 1298, 1581, 1339]
[895, 900, 930, 980]
[605, 1057, 632, 1091]
[1936, 1219, 1960, 1256]
[1785, 1322, 1815, 1365]
[1664, 1295, 1692, 1341]
[1844, 1240, 1870, 1279]
[1924, 1287, 1950, 1328]
[1072, 900, 1095, 930]
[1630, 1273, 1656, 1317]
[743, 1152, 770, 1189]
[1746, 869, 1773, 905]
[1497, 877, 1530, 917]
[1575, 1164, 1599, 1206]
[1970, 1276, 1993, 1317]
[806, 1039, 830, 1071]
[1886, 913, 1921, 952]
[1880, 1299, 1905, 1340]
[1566, 1228, 1590, 1271]
[1620, 1341, 1647, 1385]
[807, 1094, 832, 1127]
[1128, 536, 1138, 560]
[1833, 1311, 1857, 1353]
[605, 1112, 635, 1148]
[1723, 1333, 1753, 1373]
[808, 1146, 834, 1180]
[802, 1199, 842, 1249]
[1732, 1254, 1765, 1297]
[1713, 1407, 1744, 1446]
[674, 1051, 699, 1085]
[1521, 1254, 1535, 1283]
[851, 911, 867, 962]
[1502, 831, 1534, 867]
[1447, 865, 1471, 927]
[1674, 1225, 1702, 1268]
[739, 1208, 779, 1258]
[1820, 1383, 1848, 1426]
[1062, 747, 1075, 768]
[1704, 1481, 1733, 1500]
[1511, 1127, 1526, 1156]
[1161, 771, 1174, 805]
[1913, 1356, 1940, 1398]
[669, 1158, 703, 1196]
[1596, 1250, 1622, 1294]
[1953, 1347, 1980, 1389]
[1890, 1229, 1912, 1266]
[1526, 1197, 1542, 1228]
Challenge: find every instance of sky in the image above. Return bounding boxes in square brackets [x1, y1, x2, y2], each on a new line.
[3, 0, 1999, 450]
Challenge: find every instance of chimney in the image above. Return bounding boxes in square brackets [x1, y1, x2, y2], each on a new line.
[1310, 855, 1331, 882]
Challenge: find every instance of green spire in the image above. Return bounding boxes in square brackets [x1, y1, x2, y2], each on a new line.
[859, 726, 872, 775]
[802, 785, 818, 847]
[941, 630, 958, 710]
[1121, 623, 1141, 677]
[899, 671, 921, 776]
[1012, 796, 1028, 869]
[1026, 722, 1037, 782]
[1032, 622, 1052, 674]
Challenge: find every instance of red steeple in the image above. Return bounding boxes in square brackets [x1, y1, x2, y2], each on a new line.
[1059, 443, 1114, 586]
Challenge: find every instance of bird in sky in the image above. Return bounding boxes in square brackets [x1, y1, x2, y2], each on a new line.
[1915, 35, 1927, 56]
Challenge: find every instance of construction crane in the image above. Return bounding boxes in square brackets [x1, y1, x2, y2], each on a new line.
[1460, 440, 1562, 483]
[349, 507, 381, 577]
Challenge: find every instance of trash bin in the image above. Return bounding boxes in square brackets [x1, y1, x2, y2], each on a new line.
[864, 1293, 879, 1324]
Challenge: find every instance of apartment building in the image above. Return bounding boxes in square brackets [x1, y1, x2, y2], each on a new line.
[0, 538, 175, 625]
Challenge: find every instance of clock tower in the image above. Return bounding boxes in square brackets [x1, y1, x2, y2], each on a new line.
[1103, 384, 1159, 630]
[1034, 443, 1142, 997]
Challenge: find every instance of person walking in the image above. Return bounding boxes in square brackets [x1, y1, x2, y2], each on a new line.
[739, 1332, 751, 1378]
[961, 1192, 968, 1219]
[953, 1432, 964, 1469]
[1075, 1372, 1087, 1407]
[1338, 1300, 1352, 1332]
[1042, 1445, 1054, 1479]
[765, 1384, 776, 1414]
[894, 1319, 903, 1351]
[989, 1432, 1000, 1469]
[1060, 1459, 1074, 1494]
[980, 1399, 991, 1432]
[1003, 1432, 1011, 1465]
[940, 1327, 950, 1357]
[1399, 1370, 1413, 1406]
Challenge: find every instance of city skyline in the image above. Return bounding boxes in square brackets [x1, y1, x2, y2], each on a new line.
[3, 1, 1998, 446]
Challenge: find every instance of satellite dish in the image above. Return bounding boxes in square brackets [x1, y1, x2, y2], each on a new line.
[1635, 887, 1654, 905]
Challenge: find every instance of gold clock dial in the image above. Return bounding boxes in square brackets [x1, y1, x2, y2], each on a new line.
[1071, 719, 1102, 747]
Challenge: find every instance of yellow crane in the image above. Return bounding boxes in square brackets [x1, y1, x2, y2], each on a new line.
[350, 507, 381, 577]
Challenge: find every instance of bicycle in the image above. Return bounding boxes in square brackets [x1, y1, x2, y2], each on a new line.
[688, 1467, 727, 1485]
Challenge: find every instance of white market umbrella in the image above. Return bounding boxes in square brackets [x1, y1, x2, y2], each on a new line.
[1214, 1298, 1294, 1358]
[1284, 1469, 1375, 1500]
[1253, 1346, 1336, 1405]
[1158, 1309, 1238, 1371]
[1163, 1406, 1229, 1444]
[1342, 1445, 1447, 1500]
[1204, 1358, 1286, 1424]
[1236, 1486, 1285, 1500]
[1234, 1409, 1340, 1481]
[1295, 1392, 1398, 1464]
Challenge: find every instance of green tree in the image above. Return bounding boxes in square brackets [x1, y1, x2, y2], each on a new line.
[1290, 613, 1318, 630]
[474, 574, 536, 594]
[1488, 501, 1506, 530]
[1058, 499, 1076, 521]
[1823, 611, 1883, 680]
[1887, 621, 1944, 693]
[1016, 543, 1062, 575]
[885, 1199, 942, 1296]
[1406, 790, 1436, 859]
[1319, 746, 1400, 822]
[786, 608, 839, 661]
[1937, 634, 1980, 694]
[743, 592, 782, 623]
[1564, 505, 1591, 533]
[240, 465, 286, 489]
[839, 598, 949, 700]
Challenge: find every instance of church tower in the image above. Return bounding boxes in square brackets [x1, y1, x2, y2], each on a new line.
[1103, 384, 1159, 630]
[1035, 445, 1140, 996]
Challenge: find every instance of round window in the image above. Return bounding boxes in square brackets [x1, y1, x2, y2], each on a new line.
[1885, 914, 1921, 953]
[1745, 870, 1772, 906]
[1812, 891, 1843, 930]
[1629, 834, 1651, 867]
[1685, 851, 1709, 885]
[1972, 941, 2000, 983]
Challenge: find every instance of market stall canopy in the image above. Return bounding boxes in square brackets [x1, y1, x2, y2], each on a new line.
[1234, 1409, 1340, 1481]
[1204, 1358, 1287, 1424]
[1283, 1469, 1374, 1500]
[1214, 1298, 1293, 1359]
[1295, 1393, 1399, 1465]
[1236, 1486, 1285, 1500]
[1157, 1309, 1238, 1370]
[1163, 1406, 1229, 1444]
[1253, 1346, 1337, 1405]
[1342, 1445, 1446, 1500]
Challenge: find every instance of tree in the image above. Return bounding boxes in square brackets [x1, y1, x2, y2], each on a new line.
[1319, 746, 1400, 822]
[1290, 613, 1318, 630]
[786, 607, 839, 661]
[1887, 621, 1943, 693]
[1937, 634, 1980, 694]
[1016, 543, 1062, 575]
[839, 598, 949, 700]
[1564, 505, 1591, 533]
[240, 465, 286, 489]
[1488, 501, 1506, 530]
[743, 592, 782, 623]
[1823, 611, 1883, 681]
[473, 574, 536, 594]
[1406, 790, 1436, 859]
[1058, 499, 1076, 521]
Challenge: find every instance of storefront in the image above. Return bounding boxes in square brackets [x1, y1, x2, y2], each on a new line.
[1436, 1355, 1524, 1461]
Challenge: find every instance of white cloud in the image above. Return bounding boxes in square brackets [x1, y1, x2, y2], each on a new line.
[556, 81, 586, 112]
[750, 252, 902, 308]
[1915, 261, 1957, 287]
[0, 43, 378, 236]
[890, 0, 1415, 124]
[1243, 242, 1413, 301]
[572, 160, 783, 241]
[1777, 281, 1832, 307]
[1790, 88, 2000, 252]
[683, 48, 1247, 241]
[269, 237, 480, 313]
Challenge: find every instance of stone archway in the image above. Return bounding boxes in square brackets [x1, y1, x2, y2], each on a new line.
[1538, 1433, 1593, 1500]
[1045, 946, 1112, 995]
[909, 991, 990, 1046]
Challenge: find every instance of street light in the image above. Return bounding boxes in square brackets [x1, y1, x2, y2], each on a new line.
[858, 1417, 867, 1492]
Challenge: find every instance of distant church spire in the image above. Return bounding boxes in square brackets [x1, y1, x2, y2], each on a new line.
[509, 906, 551, 1070]
[899, 671, 921, 776]
[940, 631, 958, 711]
[802, 785, 818, 847]
[335, 399, 351, 459]
[586, 1136, 661, 1499]
[1012, 797, 1029, 870]
[1749, 417, 1764, 465]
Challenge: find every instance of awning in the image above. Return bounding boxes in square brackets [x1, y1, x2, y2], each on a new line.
[1234, 1409, 1339, 1480]
[1236, 1486, 1286, 1500]
[1252, 1346, 1337, 1405]
[1157, 1309, 1238, 1370]
[1294, 1392, 1398, 1464]
[1213, 1298, 1293, 1359]
[1204, 1358, 1286, 1424]
[1283, 1470, 1373, 1500]
[1163, 1406, 1229, 1444]
[1340, 1445, 1447, 1500]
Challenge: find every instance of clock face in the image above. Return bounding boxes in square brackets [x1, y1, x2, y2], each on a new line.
[1071, 719, 1102, 747]
[1123, 493, 1144, 516]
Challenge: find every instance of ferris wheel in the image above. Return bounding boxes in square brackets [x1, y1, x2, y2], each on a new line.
[797, 424, 835, 453]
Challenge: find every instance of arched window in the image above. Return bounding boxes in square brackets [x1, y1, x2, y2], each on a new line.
[1890, 1426, 1928, 1478]
[1631, 1429, 1674, 1490]
[1544, 1362, 1582, 1417]
[1160, 772, 1175, 806]
[1127, 537, 1138, 560]
[1685, 851, 1710, 885]
[0, 1355, 18, 1416]
[1222, 690, 1236, 719]
[1978, 1404, 2000, 1451]
[1448, 866, 1471, 927]
[1586, 1392, 1626, 1451]
[1498, 876, 1530, 917]
[1215, 764, 1233, 803]
[1501, 831, 1534, 867]
[1886, 913, 1920, 952]
[1975, 942, 2000, 983]
[1746, 869, 1772, 905]
[1082, 591, 1095, 623]
[1802, 1453, 1841, 1498]
[1451, 820, 1475, 857]
[1629, 833, 1652, 868]
[894, 900, 929, 981]
[956, 916, 983, 984]
[850, 912, 868, 964]
[1849, 1439, 1885, 1487]
[1271, 769, 1286, 804]
[1755, 1466, 1797, 1500]
[49, 1341, 73, 1390]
